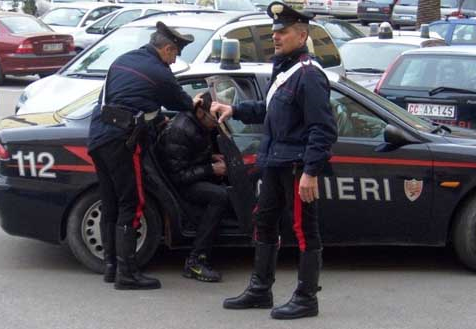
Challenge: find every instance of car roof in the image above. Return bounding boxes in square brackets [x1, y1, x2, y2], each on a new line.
[344, 33, 444, 46]
[126, 11, 268, 29]
[431, 18, 476, 25]
[47, 2, 121, 10]
[0, 11, 30, 18]
[177, 62, 341, 84]
[401, 45, 476, 56]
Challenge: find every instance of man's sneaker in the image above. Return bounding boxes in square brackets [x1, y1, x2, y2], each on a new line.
[183, 254, 222, 282]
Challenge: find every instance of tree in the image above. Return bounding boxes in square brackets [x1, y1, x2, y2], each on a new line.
[416, 0, 441, 28]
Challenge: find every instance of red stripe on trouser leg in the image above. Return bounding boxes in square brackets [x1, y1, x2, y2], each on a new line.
[252, 204, 259, 241]
[132, 144, 145, 229]
[293, 177, 306, 252]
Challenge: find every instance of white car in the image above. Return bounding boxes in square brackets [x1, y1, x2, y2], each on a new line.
[73, 3, 200, 52]
[17, 11, 344, 114]
[40, 2, 122, 34]
[329, 0, 358, 18]
[304, 0, 331, 14]
[195, 0, 257, 12]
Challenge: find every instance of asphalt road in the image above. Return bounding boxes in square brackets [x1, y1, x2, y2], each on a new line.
[0, 229, 475, 329]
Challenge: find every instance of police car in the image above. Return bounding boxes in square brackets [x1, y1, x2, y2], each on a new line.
[339, 22, 447, 89]
[2, 42, 476, 274]
[16, 10, 343, 115]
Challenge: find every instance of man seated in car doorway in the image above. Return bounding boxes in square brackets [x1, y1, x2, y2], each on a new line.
[158, 92, 229, 282]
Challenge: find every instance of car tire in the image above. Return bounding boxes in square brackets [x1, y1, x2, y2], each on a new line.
[66, 189, 162, 273]
[361, 20, 369, 26]
[452, 196, 476, 271]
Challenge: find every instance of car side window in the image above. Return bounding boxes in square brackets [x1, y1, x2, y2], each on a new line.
[85, 13, 112, 34]
[309, 25, 341, 68]
[331, 89, 386, 140]
[83, 7, 118, 27]
[429, 23, 451, 40]
[145, 9, 161, 15]
[224, 27, 259, 62]
[451, 24, 476, 44]
[254, 24, 275, 61]
[105, 10, 141, 32]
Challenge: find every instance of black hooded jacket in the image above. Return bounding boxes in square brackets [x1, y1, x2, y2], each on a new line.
[158, 111, 215, 187]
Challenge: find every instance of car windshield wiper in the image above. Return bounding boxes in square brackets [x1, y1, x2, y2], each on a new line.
[65, 72, 106, 78]
[429, 86, 476, 96]
[431, 123, 452, 134]
[346, 68, 385, 74]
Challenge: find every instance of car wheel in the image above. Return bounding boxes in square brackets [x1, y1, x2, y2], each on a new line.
[361, 20, 369, 26]
[452, 196, 476, 271]
[66, 189, 162, 273]
[0, 64, 4, 85]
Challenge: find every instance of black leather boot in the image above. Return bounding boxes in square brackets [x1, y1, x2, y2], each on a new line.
[271, 249, 322, 320]
[101, 221, 116, 283]
[223, 242, 278, 309]
[114, 225, 161, 290]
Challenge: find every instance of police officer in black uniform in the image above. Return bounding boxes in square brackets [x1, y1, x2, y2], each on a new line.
[211, 2, 337, 319]
[88, 22, 200, 290]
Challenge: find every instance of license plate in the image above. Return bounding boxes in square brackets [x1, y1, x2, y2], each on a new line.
[407, 103, 456, 119]
[400, 16, 413, 20]
[43, 43, 63, 52]
[339, 2, 350, 6]
[367, 7, 379, 12]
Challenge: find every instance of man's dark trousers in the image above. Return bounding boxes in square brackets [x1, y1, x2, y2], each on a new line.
[181, 181, 229, 256]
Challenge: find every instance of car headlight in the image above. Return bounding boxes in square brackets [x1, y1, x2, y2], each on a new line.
[15, 91, 29, 113]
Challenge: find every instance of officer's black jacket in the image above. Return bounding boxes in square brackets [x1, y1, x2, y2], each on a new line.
[158, 111, 215, 187]
[232, 46, 338, 176]
[88, 44, 194, 152]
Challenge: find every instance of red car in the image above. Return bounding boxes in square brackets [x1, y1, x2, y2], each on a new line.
[0, 12, 75, 85]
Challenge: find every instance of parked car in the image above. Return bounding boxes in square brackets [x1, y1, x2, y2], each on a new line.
[72, 3, 200, 52]
[430, 18, 476, 46]
[375, 46, 476, 130]
[391, 0, 459, 30]
[0, 12, 75, 85]
[4, 54, 476, 273]
[304, 0, 331, 14]
[40, 2, 122, 34]
[195, 0, 257, 12]
[358, 0, 397, 26]
[315, 17, 365, 47]
[339, 23, 446, 89]
[330, 0, 359, 18]
[16, 11, 343, 115]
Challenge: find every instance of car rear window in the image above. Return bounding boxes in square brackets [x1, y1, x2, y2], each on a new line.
[382, 54, 476, 92]
[63, 26, 214, 75]
[340, 42, 417, 71]
[441, 0, 458, 7]
[395, 0, 418, 5]
[1, 16, 52, 33]
[462, 0, 476, 10]
[42, 8, 88, 27]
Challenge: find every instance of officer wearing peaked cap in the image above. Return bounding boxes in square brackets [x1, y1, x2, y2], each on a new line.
[88, 21, 202, 290]
[212, 1, 337, 320]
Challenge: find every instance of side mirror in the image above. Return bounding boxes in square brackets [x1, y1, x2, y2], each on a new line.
[383, 124, 419, 147]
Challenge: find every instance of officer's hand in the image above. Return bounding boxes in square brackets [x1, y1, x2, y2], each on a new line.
[193, 93, 204, 109]
[210, 102, 233, 124]
[212, 159, 227, 177]
[212, 154, 225, 162]
[299, 173, 319, 203]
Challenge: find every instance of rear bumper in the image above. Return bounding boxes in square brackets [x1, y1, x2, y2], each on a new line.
[391, 15, 417, 26]
[358, 12, 391, 22]
[1, 52, 76, 75]
[0, 175, 75, 244]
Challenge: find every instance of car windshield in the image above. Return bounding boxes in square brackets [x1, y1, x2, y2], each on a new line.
[0, 16, 52, 33]
[62, 26, 213, 76]
[42, 8, 87, 27]
[340, 42, 417, 71]
[396, 0, 417, 5]
[341, 77, 434, 132]
[367, 0, 394, 4]
[441, 0, 458, 7]
[320, 20, 364, 41]
[383, 53, 476, 92]
[461, 0, 476, 10]
[196, 0, 255, 10]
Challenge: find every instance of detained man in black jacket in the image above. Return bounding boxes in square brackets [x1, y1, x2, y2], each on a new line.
[158, 94, 228, 282]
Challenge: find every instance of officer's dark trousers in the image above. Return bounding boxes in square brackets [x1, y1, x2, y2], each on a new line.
[181, 181, 229, 257]
[90, 139, 145, 230]
[254, 167, 322, 252]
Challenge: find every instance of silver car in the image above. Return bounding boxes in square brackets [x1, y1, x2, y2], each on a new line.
[391, 0, 459, 29]
[330, 0, 359, 18]
[304, 0, 331, 14]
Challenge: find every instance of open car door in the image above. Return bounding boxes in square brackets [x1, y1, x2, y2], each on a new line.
[207, 75, 256, 235]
